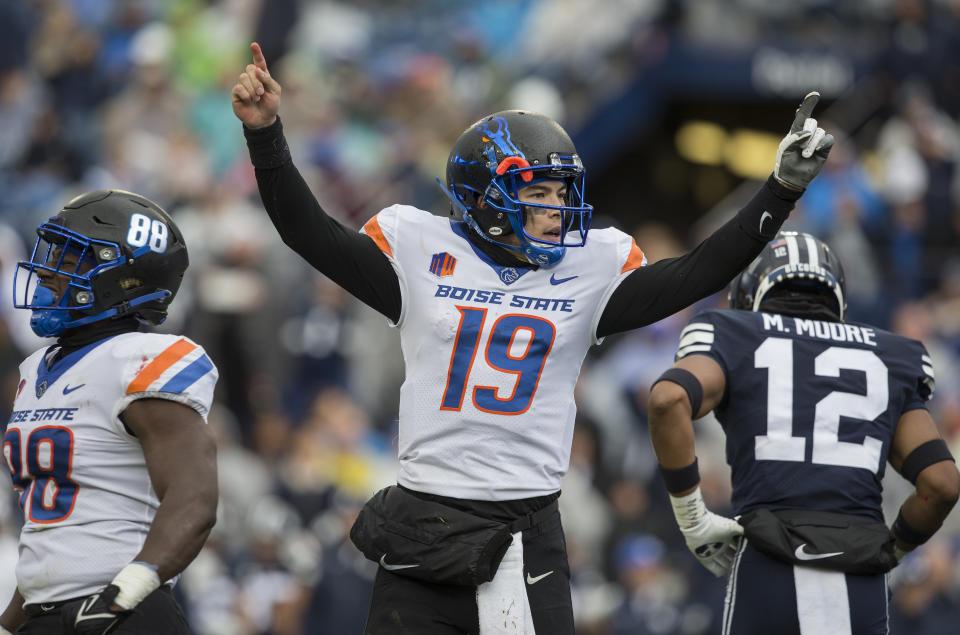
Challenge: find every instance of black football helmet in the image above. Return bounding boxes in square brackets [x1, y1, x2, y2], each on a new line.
[438, 110, 593, 266]
[729, 231, 846, 321]
[14, 189, 188, 336]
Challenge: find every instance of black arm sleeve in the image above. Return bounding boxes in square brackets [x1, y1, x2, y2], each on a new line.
[597, 175, 802, 338]
[244, 118, 402, 323]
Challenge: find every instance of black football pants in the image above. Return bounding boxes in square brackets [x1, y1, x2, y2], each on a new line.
[363, 507, 574, 634]
[16, 586, 189, 635]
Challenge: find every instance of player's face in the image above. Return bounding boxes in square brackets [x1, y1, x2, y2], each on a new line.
[36, 247, 94, 301]
[503, 179, 567, 246]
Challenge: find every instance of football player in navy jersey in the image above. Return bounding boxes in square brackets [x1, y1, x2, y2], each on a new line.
[233, 42, 835, 635]
[648, 231, 960, 635]
[0, 191, 218, 635]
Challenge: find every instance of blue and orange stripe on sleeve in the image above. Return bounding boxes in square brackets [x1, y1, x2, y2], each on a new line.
[126, 339, 197, 394]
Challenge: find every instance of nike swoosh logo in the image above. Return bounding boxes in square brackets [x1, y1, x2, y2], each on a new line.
[526, 570, 554, 585]
[62, 384, 85, 395]
[380, 554, 420, 571]
[794, 543, 843, 561]
[549, 274, 578, 285]
[759, 211, 773, 234]
[75, 596, 116, 624]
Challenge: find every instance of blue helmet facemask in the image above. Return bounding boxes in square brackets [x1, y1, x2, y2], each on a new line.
[13, 223, 169, 337]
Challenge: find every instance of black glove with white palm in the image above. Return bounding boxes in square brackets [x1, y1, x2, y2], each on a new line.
[773, 91, 834, 191]
[61, 562, 161, 634]
[670, 486, 744, 577]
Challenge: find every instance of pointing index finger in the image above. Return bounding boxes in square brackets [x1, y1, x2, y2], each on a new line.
[251, 42, 269, 73]
[790, 91, 820, 133]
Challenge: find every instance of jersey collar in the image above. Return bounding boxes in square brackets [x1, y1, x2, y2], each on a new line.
[449, 220, 535, 286]
[35, 335, 119, 399]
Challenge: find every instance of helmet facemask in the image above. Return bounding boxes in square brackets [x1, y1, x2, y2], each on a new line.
[441, 110, 594, 267]
[14, 221, 172, 337]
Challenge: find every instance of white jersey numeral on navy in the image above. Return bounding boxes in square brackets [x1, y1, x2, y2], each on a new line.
[754, 336, 887, 472]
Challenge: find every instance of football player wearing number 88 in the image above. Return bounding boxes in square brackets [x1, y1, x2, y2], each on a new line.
[647, 231, 960, 635]
[0, 190, 219, 634]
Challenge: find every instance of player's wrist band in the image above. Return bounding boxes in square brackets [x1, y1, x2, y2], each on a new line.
[900, 439, 954, 485]
[652, 367, 704, 418]
[892, 510, 936, 547]
[659, 457, 701, 495]
[110, 562, 162, 611]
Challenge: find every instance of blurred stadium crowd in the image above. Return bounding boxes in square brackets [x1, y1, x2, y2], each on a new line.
[1, 0, 960, 633]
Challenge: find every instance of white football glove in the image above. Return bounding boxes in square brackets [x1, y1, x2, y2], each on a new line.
[773, 91, 834, 191]
[0, 624, 13, 635]
[670, 487, 744, 577]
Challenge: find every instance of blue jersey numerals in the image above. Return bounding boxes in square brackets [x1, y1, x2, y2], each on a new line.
[3, 426, 79, 523]
[441, 307, 556, 415]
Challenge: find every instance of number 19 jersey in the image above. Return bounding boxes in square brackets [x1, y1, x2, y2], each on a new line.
[676, 309, 935, 520]
[362, 205, 646, 500]
[3, 332, 217, 604]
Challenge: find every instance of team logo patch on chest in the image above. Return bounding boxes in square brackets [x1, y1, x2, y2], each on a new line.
[429, 252, 457, 277]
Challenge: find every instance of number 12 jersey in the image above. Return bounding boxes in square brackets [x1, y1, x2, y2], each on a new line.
[676, 308, 935, 521]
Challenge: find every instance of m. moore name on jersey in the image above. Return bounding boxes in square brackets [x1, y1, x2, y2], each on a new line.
[761, 313, 877, 346]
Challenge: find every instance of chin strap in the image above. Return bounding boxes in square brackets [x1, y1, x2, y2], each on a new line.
[30, 289, 171, 337]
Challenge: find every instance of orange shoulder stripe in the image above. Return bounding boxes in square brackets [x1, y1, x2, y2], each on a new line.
[126, 339, 197, 394]
[362, 215, 393, 258]
[620, 238, 646, 274]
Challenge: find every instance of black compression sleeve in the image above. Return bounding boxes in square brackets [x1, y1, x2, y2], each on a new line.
[597, 175, 801, 338]
[244, 119, 402, 322]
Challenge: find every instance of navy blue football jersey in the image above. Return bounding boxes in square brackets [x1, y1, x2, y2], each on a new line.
[676, 309, 936, 521]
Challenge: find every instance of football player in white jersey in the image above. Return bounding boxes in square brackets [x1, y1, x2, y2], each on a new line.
[0, 191, 219, 635]
[232, 43, 833, 634]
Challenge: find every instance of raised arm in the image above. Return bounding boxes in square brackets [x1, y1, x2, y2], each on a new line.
[598, 93, 833, 338]
[887, 408, 960, 559]
[233, 43, 401, 322]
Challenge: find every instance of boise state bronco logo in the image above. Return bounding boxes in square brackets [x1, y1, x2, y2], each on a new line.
[430, 253, 456, 277]
[478, 116, 524, 166]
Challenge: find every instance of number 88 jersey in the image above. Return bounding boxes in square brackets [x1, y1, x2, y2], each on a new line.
[676, 308, 935, 521]
[2, 332, 217, 604]
[362, 205, 646, 501]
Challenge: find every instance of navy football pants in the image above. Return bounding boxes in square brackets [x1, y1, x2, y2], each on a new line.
[723, 539, 889, 635]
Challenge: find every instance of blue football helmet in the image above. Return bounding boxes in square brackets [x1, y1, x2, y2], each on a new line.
[439, 110, 593, 266]
[730, 231, 846, 321]
[14, 190, 188, 337]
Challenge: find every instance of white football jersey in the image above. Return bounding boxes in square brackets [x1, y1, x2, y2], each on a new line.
[2, 332, 217, 604]
[362, 205, 646, 500]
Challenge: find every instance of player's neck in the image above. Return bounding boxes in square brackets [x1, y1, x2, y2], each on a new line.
[464, 227, 534, 269]
[54, 316, 141, 361]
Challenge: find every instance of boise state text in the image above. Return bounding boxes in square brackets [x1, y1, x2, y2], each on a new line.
[9, 408, 79, 423]
[435, 284, 575, 312]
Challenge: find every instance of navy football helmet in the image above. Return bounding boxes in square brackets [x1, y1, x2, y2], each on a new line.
[729, 231, 846, 321]
[439, 110, 592, 266]
[14, 190, 188, 337]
